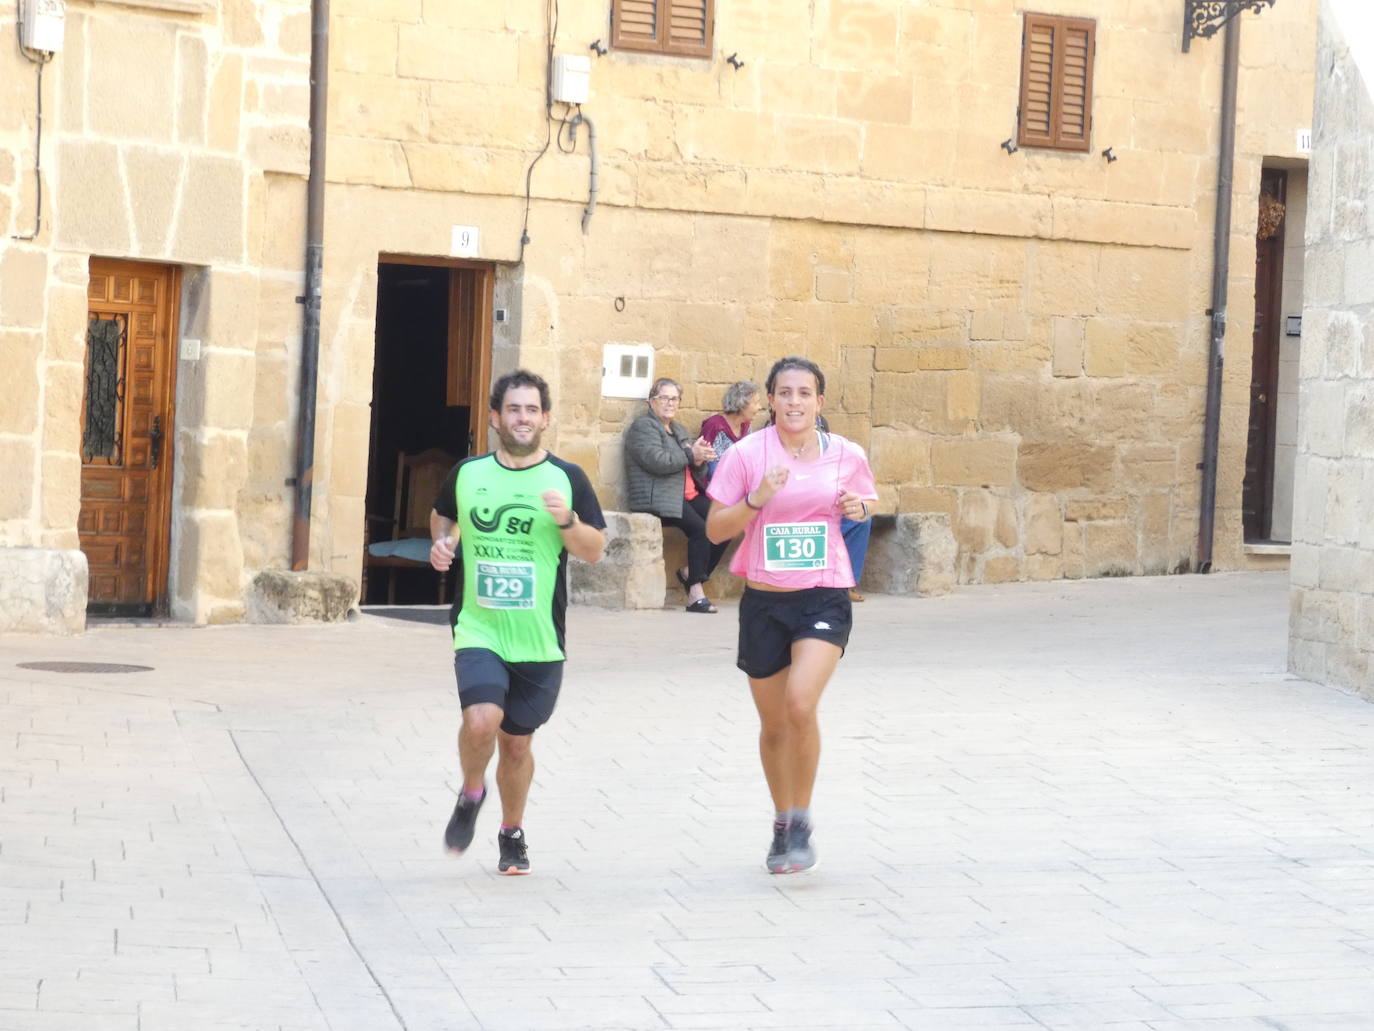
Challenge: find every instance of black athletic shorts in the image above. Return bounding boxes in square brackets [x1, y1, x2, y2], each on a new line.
[453, 648, 563, 736]
[736, 586, 853, 680]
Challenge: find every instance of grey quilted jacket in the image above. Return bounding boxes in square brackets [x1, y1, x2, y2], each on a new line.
[623, 412, 696, 518]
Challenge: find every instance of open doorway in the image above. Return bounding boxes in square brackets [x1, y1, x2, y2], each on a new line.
[1242, 165, 1306, 545]
[363, 257, 494, 605]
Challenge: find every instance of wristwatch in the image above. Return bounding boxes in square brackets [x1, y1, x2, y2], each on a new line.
[557, 512, 578, 530]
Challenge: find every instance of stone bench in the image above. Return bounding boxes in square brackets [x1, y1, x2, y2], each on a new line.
[0, 547, 88, 634]
[569, 511, 956, 608]
[858, 512, 957, 598]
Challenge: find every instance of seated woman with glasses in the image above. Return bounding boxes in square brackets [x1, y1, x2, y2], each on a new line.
[623, 377, 729, 613]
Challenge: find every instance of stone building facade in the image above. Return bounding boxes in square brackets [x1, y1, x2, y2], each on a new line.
[0, 0, 1318, 629]
[1, 0, 312, 628]
[1290, 0, 1374, 694]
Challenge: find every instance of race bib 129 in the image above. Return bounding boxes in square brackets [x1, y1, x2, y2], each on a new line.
[475, 561, 536, 609]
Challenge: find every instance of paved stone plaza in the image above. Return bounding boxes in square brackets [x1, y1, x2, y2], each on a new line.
[3, 571, 1374, 1030]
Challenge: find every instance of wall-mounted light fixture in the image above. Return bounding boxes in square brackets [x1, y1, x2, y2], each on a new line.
[1285, 315, 1302, 337]
[1183, 0, 1276, 52]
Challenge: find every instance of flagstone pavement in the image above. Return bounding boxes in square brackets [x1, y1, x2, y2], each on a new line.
[4, 570, 1374, 1030]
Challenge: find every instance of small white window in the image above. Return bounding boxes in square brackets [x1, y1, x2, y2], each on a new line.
[601, 344, 654, 399]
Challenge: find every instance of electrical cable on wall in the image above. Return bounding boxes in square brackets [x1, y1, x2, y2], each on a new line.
[13, 0, 55, 241]
[556, 104, 580, 153]
[567, 111, 598, 233]
[515, 0, 559, 263]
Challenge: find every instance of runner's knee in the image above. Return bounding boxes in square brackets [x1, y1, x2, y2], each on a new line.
[462, 702, 504, 739]
[784, 695, 819, 731]
[497, 729, 534, 759]
[759, 721, 789, 750]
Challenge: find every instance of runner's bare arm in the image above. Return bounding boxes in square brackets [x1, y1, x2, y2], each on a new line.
[706, 466, 789, 544]
[541, 490, 606, 564]
[429, 510, 459, 571]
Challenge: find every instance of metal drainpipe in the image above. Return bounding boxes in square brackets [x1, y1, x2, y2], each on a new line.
[290, 0, 330, 571]
[1195, 13, 1240, 574]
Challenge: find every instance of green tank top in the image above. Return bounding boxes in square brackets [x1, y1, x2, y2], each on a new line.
[436, 453, 604, 662]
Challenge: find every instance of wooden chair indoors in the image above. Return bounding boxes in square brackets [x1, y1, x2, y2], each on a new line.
[364, 448, 457, 604]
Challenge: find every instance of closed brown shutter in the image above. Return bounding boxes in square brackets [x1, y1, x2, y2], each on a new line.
[1057, 21, 1093, 149]
[612, 0, 712, 57]
[1019, 17, 1057, 147]
[1018, 13, 1095, 152]
[665, 0, 712, 57]
[612, 0, 661, 52]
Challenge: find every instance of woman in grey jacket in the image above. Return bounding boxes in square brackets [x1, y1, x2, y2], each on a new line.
[624, 377, 729, 612]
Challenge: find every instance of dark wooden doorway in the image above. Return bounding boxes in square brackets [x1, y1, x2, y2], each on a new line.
[79, 259, 180, 616]
[363, 258, 494, 605]
[1242, 168, 1286, 542]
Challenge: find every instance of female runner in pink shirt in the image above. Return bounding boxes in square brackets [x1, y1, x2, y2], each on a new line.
[706, 356, 877, 874]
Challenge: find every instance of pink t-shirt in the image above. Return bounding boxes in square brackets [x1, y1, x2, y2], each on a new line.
[708, 426, 878, 589]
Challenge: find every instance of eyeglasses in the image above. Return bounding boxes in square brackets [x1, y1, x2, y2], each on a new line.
[651, 395, 681, 404]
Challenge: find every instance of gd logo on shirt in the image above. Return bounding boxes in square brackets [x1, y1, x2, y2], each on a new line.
[470, 502, 539, 536]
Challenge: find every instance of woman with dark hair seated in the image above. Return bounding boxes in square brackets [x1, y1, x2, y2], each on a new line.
[623, 377, 729, 613]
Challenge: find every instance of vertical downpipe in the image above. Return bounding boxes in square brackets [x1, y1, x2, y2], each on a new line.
[291, 0, 330, 571]
[1196, 14, 1241, 573]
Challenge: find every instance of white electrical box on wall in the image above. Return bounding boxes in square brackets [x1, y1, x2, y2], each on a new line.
[602, 344, 654, 399]
[20, 0, 65, 52]
[551, 54, 591, 105]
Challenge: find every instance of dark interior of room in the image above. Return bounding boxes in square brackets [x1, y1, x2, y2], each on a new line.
[363, 263, 470, 606]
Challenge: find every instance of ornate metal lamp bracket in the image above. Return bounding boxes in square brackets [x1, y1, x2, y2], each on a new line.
[1183, 0, 1276, 52]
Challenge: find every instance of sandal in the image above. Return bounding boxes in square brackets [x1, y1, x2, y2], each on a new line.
[685, 598, 717, 614]
[675, 569, 692, 593]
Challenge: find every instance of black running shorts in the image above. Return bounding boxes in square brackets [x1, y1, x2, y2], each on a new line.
[736, 586, 853, 680]
[453, 648, 564, 736]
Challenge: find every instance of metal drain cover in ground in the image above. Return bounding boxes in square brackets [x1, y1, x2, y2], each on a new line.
[18, 661, 154, 674]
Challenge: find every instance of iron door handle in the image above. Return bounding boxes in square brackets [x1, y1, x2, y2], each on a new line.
[149, 415, 163, 469]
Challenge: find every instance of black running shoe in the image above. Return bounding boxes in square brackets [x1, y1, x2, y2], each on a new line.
[443, 787, 486, 854]
[766, 821, 790, 874]
[497, 827, 530, 875]
[786, 820, 817, 873]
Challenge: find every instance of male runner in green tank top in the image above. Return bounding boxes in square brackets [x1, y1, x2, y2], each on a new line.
[429, 370, 606, 874]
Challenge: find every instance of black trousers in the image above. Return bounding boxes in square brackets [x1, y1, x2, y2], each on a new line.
[660, 493, 729, 588]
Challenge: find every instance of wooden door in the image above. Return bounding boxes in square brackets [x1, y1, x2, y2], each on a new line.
[446, 265, 494, 455]
[377, 254, 495, 457]
[80, 259, 180, 615]
[1242, 169, 1286, 542]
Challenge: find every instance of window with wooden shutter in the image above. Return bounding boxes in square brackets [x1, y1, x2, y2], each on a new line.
[1017, 13, 1095, 152]
[611, 0, 713, 58]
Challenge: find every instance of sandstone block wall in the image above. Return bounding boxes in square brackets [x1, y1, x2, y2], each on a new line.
[311, 0, 1316, 595]
[1290, 4, 1374, 694]
[0, 0, 312, 623]
[0, 0, 1323, 629]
